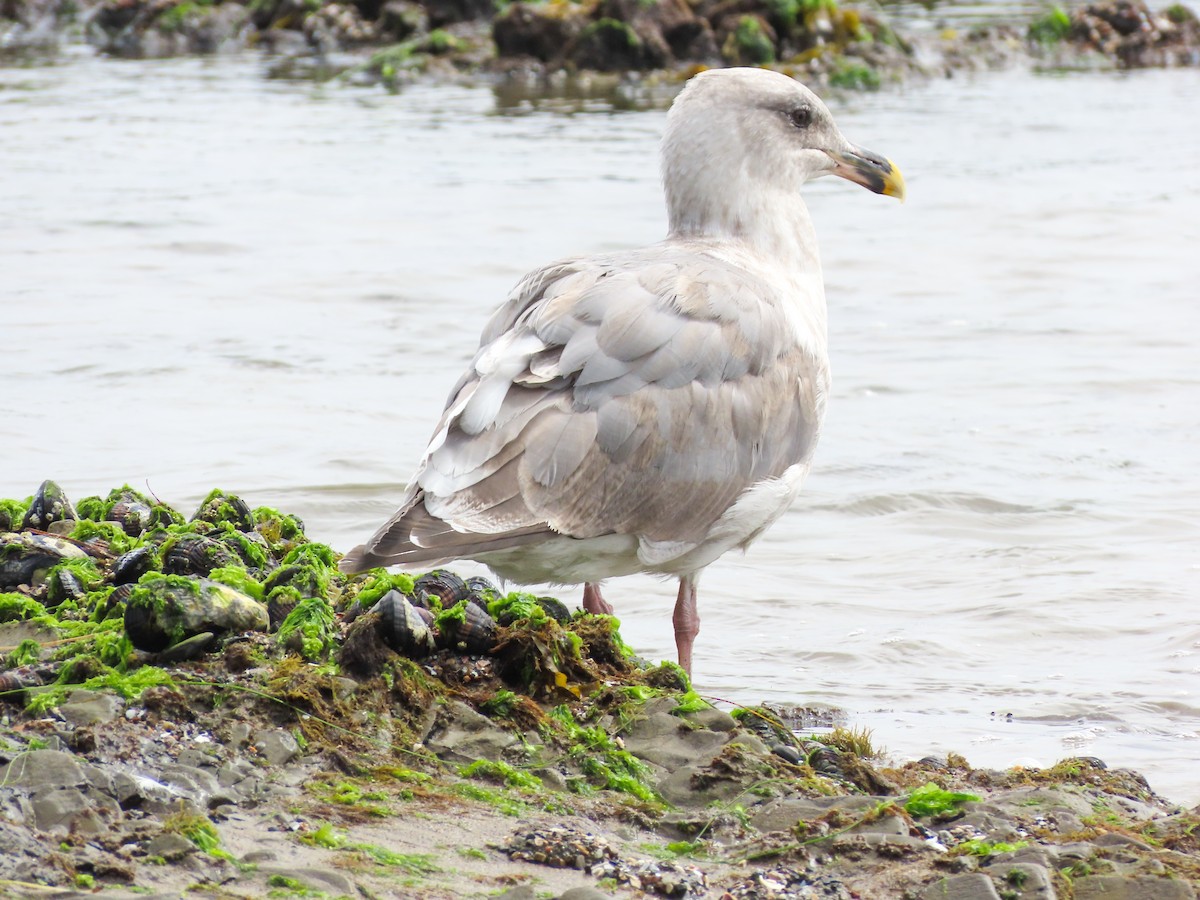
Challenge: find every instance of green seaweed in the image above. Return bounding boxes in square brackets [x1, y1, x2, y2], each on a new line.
[727, 15, 775, 64]
[282, 542, 337, 571]
[953, 838, 1030, 856]
[26, 664, 173, 714]
[480, 689, 519, 718]
[0, 497, 31, 530]
[276, 595, 337, 661]
[905, 782, 981, 817]
[829, 59, 881, 90]
[459, 759, 542, 791]
[5, 638, 41, 668]
[487, 591, 547, 624]
[68, 519, 138, 556]
[352, 571, 417, 609]
[208, 565, 265, 602]
[671, 690, 710, 715]
[1028, 5, 1071, 43]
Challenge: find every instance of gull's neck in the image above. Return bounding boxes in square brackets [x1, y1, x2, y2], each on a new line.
[664, 169, 829, 349]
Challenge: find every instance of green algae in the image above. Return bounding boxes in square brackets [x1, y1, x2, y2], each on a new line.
[282, 542, 337, 572]
[276, 595, 337, 660]
[68, 519, 138, 556]
[459, 759, 543, 791]
[546, 703, 660, 804]
[5, 638, 40, 668]
[25, 664, 172, 714]
[0, 498, 30, 531]
[727, 15, 775, 64]
[904, 782, 981, 817]
[351, 571, 417, 610]
[1028, 5, 1071, 42]
[209, 565, 265, 602]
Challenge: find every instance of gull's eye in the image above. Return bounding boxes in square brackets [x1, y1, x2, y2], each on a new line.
[789, 107, 813, 129]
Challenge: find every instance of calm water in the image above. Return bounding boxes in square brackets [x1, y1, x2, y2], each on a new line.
[3, 51, 1198, 802]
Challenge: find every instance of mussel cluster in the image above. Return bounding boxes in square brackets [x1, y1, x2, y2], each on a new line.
[1, 480, 580, 675]
[0, 479, 314, 656]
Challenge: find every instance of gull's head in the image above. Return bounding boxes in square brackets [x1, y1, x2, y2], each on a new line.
[662, 67, 904, 240]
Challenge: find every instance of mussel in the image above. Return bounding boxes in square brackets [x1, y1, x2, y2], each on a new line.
[161, 533, 240, 577]
[372, 589, 437, 657]
[413, 570, 470, 608]
[106, 492, 153, 537]
[191, 489, 255, 532]
[0, 532, 88, 590]
[437, 601, 497, 655]
[123, 574, 269, 653]
[20, 480, 77, 532]
[111, 545, 156, 586]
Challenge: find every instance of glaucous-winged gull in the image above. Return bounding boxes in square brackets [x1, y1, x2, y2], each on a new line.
[340, 67, 905, 675]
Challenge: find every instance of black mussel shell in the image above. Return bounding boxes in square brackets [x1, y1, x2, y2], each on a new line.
[413, 570, 469, 607]
[373, 590, 437, 657]
[437, 602, 497, 655]
[162, 534, 240, 577]
[106, 494, 153, 537]
[0, 533, 88, 590]
[112, 546, 155, 586]
[21, 480, 77, 531]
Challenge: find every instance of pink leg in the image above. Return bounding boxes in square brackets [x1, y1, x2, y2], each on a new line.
[672, 576, 700, 677]
[582, 582, 614, 615]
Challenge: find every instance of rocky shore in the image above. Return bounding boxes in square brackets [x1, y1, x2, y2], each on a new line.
[1, 0, 1198, 88]
[1, 480, 1198, 899]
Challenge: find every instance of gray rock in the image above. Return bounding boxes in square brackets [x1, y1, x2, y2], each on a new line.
[922, 873, 1003, 900]
[494, 888, 536, 900]
[58, 690, 125, 727]
[1073, 875, 1196, 899]
[423, 700, 518, 764]
[160, 763, 221, 803]
[0, 749, 86, 789]
[750, 797, 832, 833]
[559, 887, 611, 900]
[257, 865, 356, 894]
[30, 786, 114, 834]
[619, 706, 729, 770]
[1093, 831, 1155, 852]
[985, 863, 1055, 899]
[678, 706, 739, 732]
[145, 832, 197, 861]
[849, 813, 908, 836]
[254, 728, 300, 766]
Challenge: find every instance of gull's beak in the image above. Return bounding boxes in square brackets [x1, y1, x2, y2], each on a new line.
[826, 145, 906, 202]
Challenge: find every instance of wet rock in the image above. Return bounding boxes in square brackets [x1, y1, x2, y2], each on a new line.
[258, 865, 357, 894]
[619, 698, 730, 770]
[922, 873, 1004, 900]
[254, 727, 300, 766]
[983, 862, 1055, 899]
[422, 0, 490, 27]
[423, 699, 519, 763]
[1073, 875, 1196, 899]
[492, 3, 586, 63]
[124, 574, 269, 652]
[1055, 0, 1200, 66]
[0, 748, 87, 788]
[145, 831, 197, 861]
[58, 689, 125, 727]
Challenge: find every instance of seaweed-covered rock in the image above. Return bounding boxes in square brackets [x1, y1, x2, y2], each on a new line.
[124, 574, 269, 652]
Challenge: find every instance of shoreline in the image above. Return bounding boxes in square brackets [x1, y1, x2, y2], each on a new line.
[1, 482, 1198, 898]
[2, 0, 1198, 90]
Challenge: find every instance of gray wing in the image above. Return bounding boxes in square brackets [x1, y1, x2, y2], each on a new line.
[339, 245, 827, 572]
